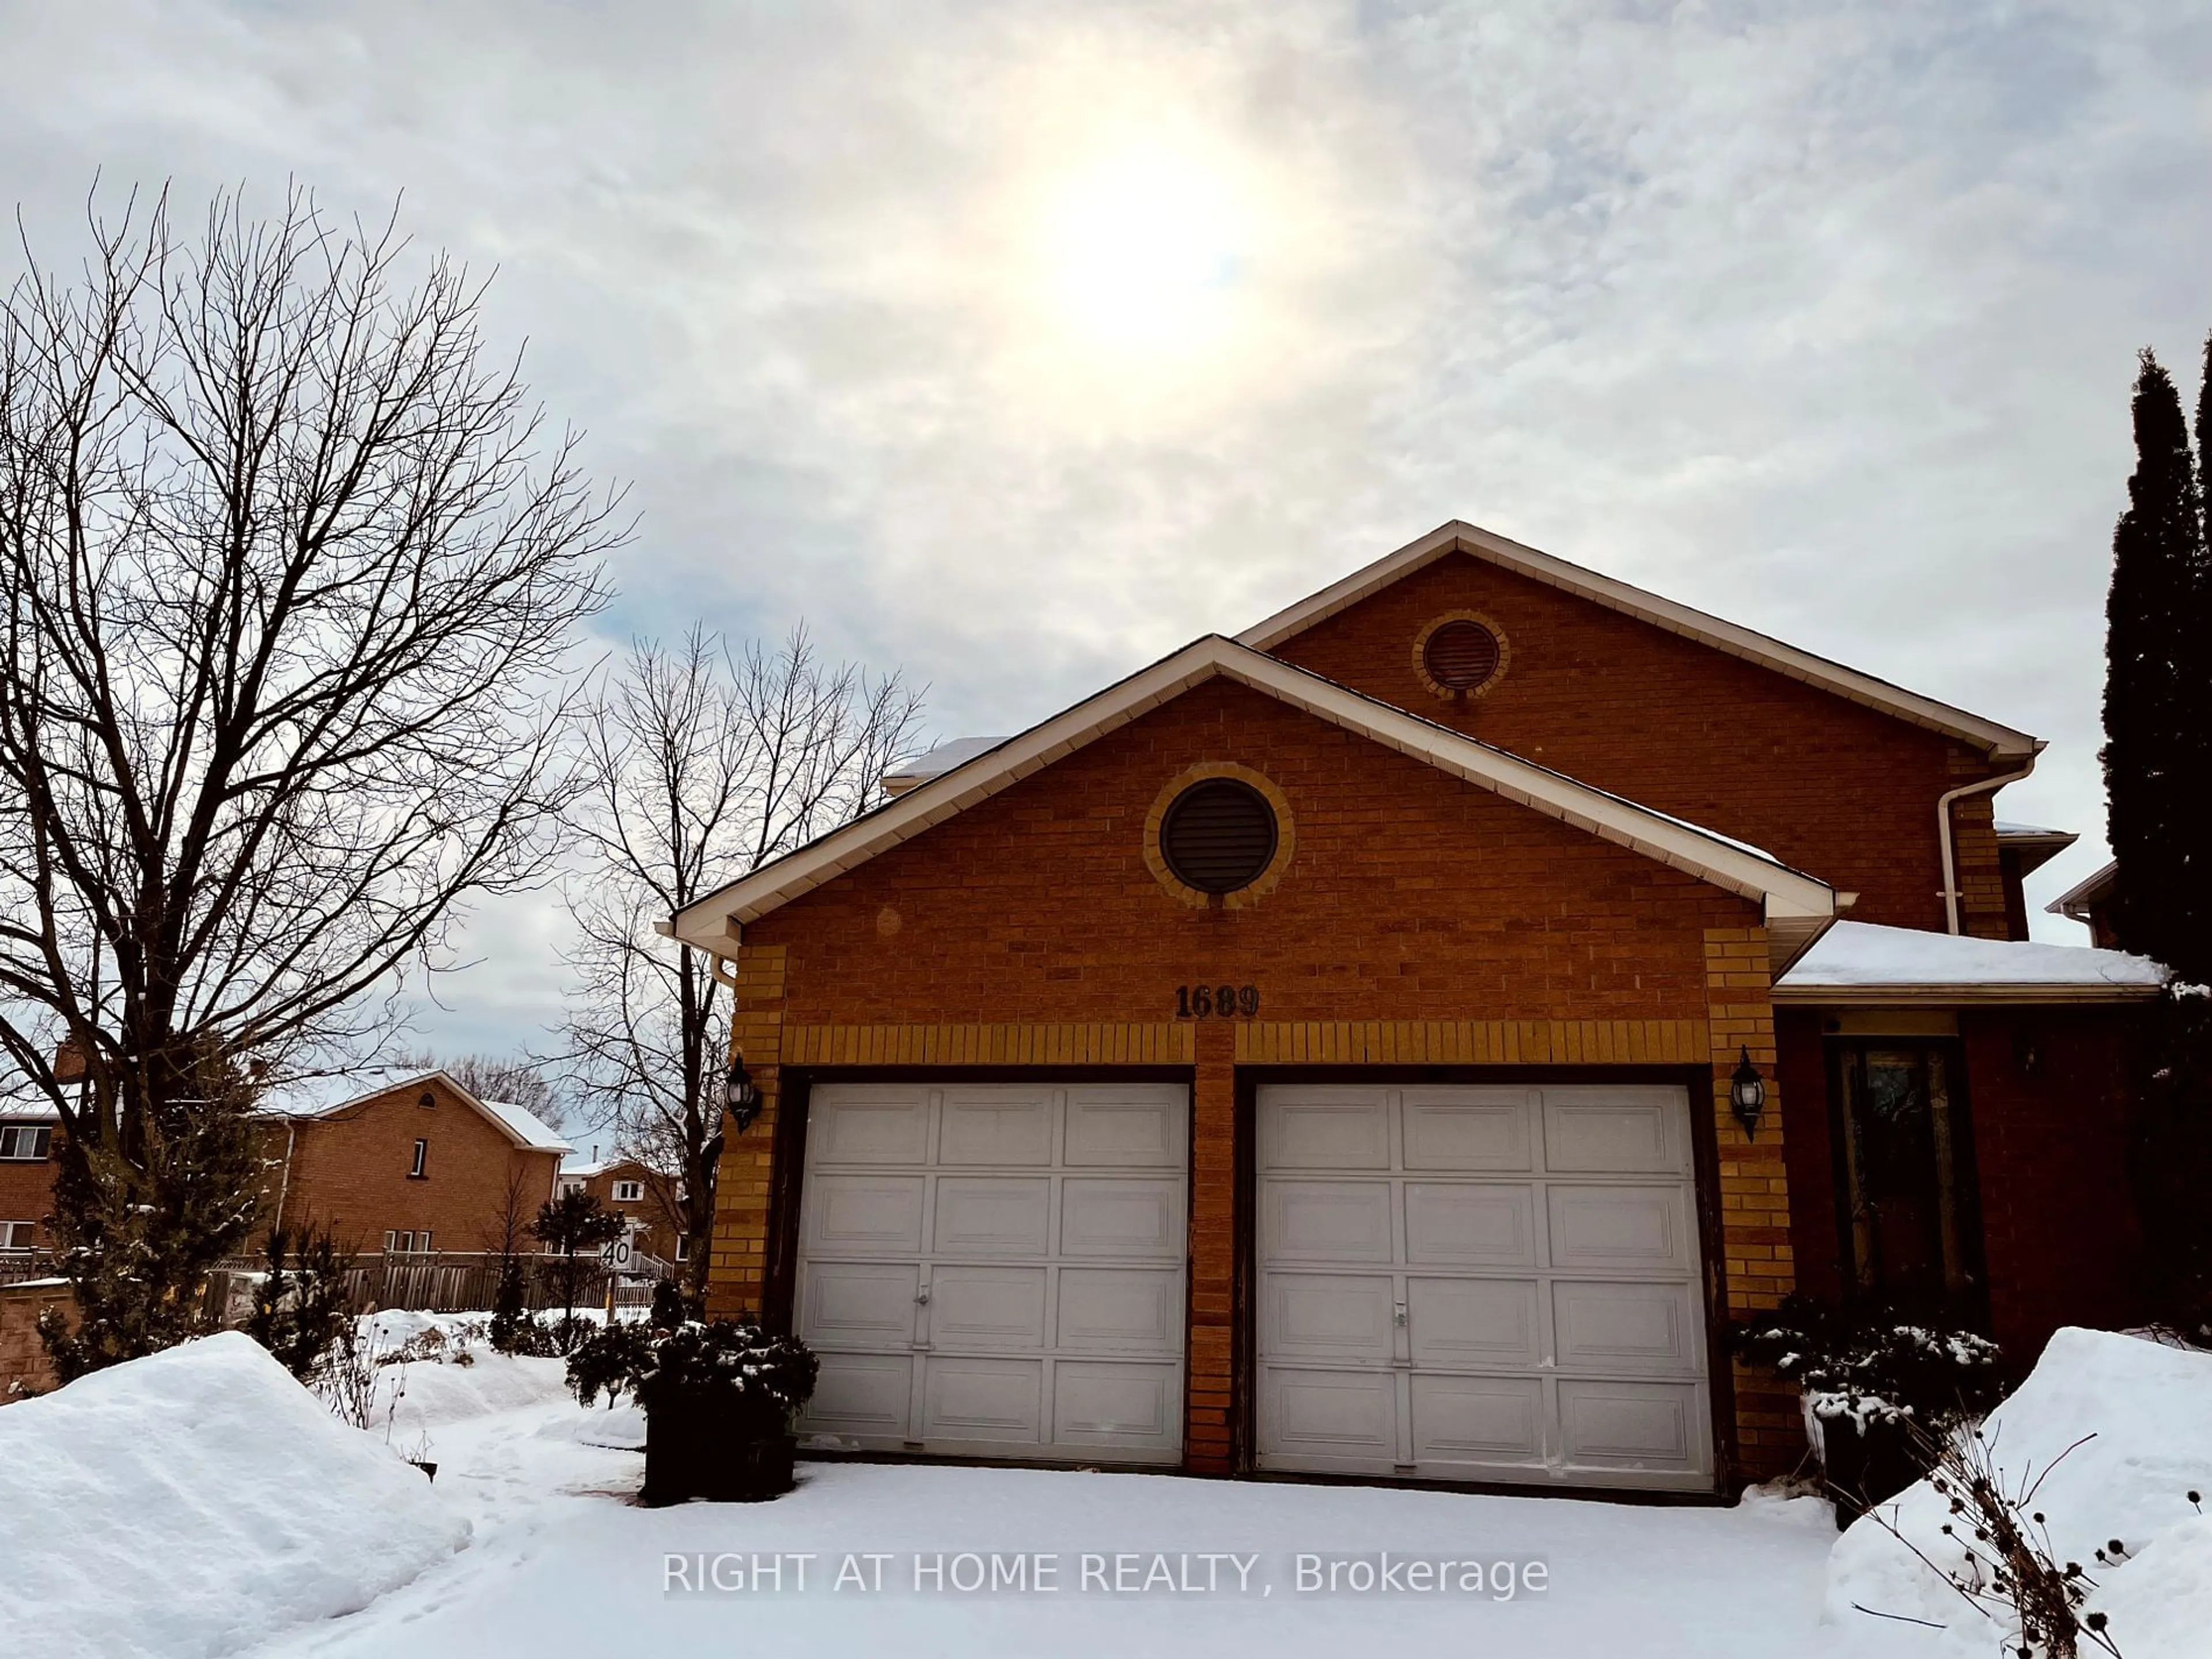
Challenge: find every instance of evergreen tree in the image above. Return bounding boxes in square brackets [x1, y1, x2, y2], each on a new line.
[2102, 349, 2212, 978]
[244, 1223, 358, 1382]
[531, 1190, 626, 1331]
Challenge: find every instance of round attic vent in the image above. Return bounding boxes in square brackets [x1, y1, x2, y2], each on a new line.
[1158, 777, 1279, 895]
[1421, 617, 1502, 691]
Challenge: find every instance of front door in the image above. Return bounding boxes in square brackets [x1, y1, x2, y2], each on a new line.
[1831, 1041, 1983, 1314]
[1254, 1082, 1713, 1490]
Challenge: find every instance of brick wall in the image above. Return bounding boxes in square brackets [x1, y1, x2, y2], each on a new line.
[0, 1128, 58, 1247]
[1267, 550, 2017, 936]
[1776, 1006, 2146, 1370]
[274, 1077, 562, 1255]
[0, 1279, 71, 1404]
[709, 677, 1782, 1478]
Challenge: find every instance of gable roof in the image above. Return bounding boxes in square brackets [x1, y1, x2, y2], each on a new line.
[258, 1067, 571, 1154]
[1237, 522, 2039, 762]
[2047, 858, 2117, 922]
[671, 634, 1836, 971]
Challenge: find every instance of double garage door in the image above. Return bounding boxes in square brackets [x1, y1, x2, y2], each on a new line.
[793, 1077, 1710, 1488]
[795, 1082, 1188, 1464]
[1257, 1083, 1713, 1488]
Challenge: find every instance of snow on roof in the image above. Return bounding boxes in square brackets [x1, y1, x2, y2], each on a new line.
[882, 736, 1009, 793]
[0, 1099, 61, 1123]
[256, 1067, 570, 1152]
[1993, 820, 2073, 839]
[1775, 920, 2165, 1003]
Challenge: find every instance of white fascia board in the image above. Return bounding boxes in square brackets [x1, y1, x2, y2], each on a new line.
[1237, 522, 2039, 762]
[2044, 858, 2117, 918]
[672, 635, 1834, 947]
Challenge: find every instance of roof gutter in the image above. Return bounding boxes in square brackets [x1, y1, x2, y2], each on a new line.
[1937, 745, 2042, 935]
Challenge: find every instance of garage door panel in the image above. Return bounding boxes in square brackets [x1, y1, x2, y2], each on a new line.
[1404, 1181, 1537, 1266]
[802, 1353, 914, 1438]
[1548, 1184, 1693, 1272]
[1407, 1276, 1543, 1369]
[812, 1089, 932, 1165]
[938, 1089, 1055, 1165]
[1057, 1268, 1181, 1353]
[1402, 1090, 1534, 1171]
[808, 1175, 926, 1255]
[1264, 1092, 1391, 1169]
[800, 1260, 920, 1346]
[933, 1176, 1051, 1255]
[1541, 1089, 1688, 1174]
[1264, 1368, 1397, 1462]
[1410, 1374, 1546, 1464]
[1060, 1177, 1180, 1258]
[1263, 1272, 1396, 1362]
[1556, 1380, 1705, 1474]
[923, 1356, 1044, 1445]
[1065, 1088, 1185, 1167]
[1264, 1180, 1394, 1263]
[1257, 1083, 1710, 1491]
[801, 1082, 1186, 1467]
[1054, 1361, 1180, 1446]
[1553, 1281, 1699, 1375]
[929, 1265, 1048, 1350]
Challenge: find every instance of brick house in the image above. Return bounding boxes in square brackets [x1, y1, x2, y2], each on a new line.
[688, 524, 2155, 1494]
[0, 1103, 58, 1255]
[260, 1069, 570, 1257]
[558, 1151, 688, 1267]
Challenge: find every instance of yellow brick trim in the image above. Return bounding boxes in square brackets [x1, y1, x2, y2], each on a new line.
[780, 1022, 1196, 1067]
[1141, 762, 1296, 911]
[1410, 608, 1513, 702]
[1234, 1018, 1709, 1066]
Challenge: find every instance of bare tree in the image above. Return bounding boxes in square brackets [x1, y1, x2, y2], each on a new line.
[559, 624, 921, 1298]
[0, 184, 619, 1369]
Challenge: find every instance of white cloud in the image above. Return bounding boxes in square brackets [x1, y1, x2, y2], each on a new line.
[3, 0, 2207, 1048]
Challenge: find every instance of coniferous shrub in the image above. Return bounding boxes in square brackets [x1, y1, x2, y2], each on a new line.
[243, 1223, 358, 1381]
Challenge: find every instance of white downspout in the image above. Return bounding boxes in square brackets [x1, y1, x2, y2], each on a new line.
[273, 1118, 297, 1236]
[1937, 744, 2043, 934]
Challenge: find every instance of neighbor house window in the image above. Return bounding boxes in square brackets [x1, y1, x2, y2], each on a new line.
[612, 1179, 643, 1203]
[0, 1221, 34, 1249]
[675, 1234, 690, 1262]
[409, 1138, 428, 1179]
[384, 1230, 411, 1253]
[0, 1124, 53, 1160]
[1830, 1040, 1984, 1316]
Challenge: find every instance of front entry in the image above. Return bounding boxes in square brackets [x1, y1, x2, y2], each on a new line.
[1255, 1083, 1713, 1490]
[794, 1081, 1188, 1465]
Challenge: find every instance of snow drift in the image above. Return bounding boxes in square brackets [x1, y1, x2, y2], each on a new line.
[0, 1331, 469, 1659]
[1825, 1327, 2212, 1656]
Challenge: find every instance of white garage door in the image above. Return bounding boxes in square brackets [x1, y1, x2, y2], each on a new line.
[795, 1081, 1187, 1465]
[1257, 1084, 1712, 1490]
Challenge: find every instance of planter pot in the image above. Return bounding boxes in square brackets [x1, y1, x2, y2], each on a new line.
[640, 1394, 796, 1506]
[1808, 1404, 1922, 1530]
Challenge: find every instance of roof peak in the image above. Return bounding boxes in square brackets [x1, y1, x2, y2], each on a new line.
[1238, 521, 2039, 761]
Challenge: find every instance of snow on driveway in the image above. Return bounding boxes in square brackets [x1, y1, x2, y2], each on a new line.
[245, 1353, 1848, 1659]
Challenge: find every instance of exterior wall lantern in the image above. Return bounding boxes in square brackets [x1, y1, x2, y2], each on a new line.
[723, 1055, 763, 1135]
[1730, 1045, 1767, 1141]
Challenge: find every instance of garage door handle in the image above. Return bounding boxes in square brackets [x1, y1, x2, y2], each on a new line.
[915, 1291, 930, 1305]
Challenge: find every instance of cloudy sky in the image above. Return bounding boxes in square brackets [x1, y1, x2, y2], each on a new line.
[3, 0, 2208, 1065]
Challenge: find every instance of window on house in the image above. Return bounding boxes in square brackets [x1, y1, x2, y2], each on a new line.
[1830, 1040, 1985, 1316]
[0, 1124, 53, 1160]
[1, 1221, 35, 1249]
[612, 1179, 643, 1203]
[675, 1234, 689, 1262]
[384, 1230, 411, 1253]
[409, 1138, 428, 1179]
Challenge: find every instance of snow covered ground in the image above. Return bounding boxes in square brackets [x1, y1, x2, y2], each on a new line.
[9, 1321, 2205, 1658]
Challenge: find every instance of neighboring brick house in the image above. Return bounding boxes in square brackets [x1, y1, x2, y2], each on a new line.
[260, 1069, 570, 1256]
[557, 1150, 688, 1267]
[0, 1103, 58, 1255]
[665, 521, 2158, 1497]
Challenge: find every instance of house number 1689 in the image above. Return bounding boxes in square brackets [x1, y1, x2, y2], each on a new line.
[1176, 984, 1260, 1018]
